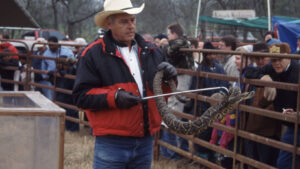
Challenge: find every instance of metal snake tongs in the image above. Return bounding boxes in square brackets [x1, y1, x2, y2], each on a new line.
[142, 86, 229, 101]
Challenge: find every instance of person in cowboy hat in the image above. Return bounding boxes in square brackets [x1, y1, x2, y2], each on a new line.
[72, 0, 177, 168]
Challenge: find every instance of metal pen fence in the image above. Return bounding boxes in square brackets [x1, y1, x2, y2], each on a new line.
[0, 39, 87, 126]
[154, 48, 300, 169]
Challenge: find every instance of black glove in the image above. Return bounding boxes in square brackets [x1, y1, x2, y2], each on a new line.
[157, 62, 177, 80]
[115, 89, 142, 109]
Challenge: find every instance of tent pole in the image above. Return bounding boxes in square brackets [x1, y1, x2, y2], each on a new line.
[267, 0, 271, 31]
[195, 0, 202, 38]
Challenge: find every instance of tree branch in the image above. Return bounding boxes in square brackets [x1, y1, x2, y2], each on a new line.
[70, 10, 100, 24]
[216, 0, 227, 9]
[25, 0, 32, 9]
[60, 0, 68, 8]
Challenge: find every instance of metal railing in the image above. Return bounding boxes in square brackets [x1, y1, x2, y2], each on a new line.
[153, 48, 300, 169]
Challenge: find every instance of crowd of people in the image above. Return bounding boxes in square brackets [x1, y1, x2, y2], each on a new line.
[147, 23, 300, 168]
[1, 0, 300, 168]
[152, 27, 300, 169]
[0, 32, 88, 132]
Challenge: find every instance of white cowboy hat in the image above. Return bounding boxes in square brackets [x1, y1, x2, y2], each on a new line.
[94, 0, 145, 29]
[75, 37, 87, 45]
[35, 37, 47, 48]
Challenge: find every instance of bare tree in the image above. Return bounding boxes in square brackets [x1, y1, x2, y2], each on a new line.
[17, 0, 300, 41]
[18, 0, 103, 40]
[51, 0, 59, 29]
[59, 0, 103, 39]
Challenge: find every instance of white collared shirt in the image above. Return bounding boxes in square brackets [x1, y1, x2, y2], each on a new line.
[118, 44, 143, 97]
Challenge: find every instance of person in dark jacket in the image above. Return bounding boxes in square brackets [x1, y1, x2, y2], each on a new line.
[239, 43, 281, 168]
[56, 55, 79, 131]
[160, 23, 195, 160]
[165, 23, 195, 70]
[72, 0, 177, 168]
[244, 43, 299, 169]
[0, 33, 19, 91]
[0, 33, 19, 60]
[182, 42, 229, 162]
[0, 48, 19, 91]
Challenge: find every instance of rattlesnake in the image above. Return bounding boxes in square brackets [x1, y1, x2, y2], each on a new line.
[153, 70, 255, 135]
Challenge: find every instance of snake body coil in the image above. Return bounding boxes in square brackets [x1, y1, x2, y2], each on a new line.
[153, 70, 255, 135]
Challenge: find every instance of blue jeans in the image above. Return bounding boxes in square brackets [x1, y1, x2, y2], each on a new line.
[38, 80, 54, 100]
[93, 135, 154, 169]
[277, 127, 300, 169]
[65, 108, 79, 131]
[160, 130, 180, 159]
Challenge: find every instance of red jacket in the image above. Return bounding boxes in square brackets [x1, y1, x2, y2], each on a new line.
[73, 31, 167, 137]
[0, 42, 19, 60]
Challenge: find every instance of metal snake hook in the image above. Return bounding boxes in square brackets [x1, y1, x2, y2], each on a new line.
[141, 86, 229, 101]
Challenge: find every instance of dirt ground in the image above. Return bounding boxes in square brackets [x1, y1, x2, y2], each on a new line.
[63, 129, 203, 169]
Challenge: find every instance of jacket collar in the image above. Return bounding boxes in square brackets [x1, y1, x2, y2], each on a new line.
[103, 30, 152, 55]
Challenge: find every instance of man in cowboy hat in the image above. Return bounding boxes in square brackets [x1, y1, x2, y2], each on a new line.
[73, 0, 177, 168]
